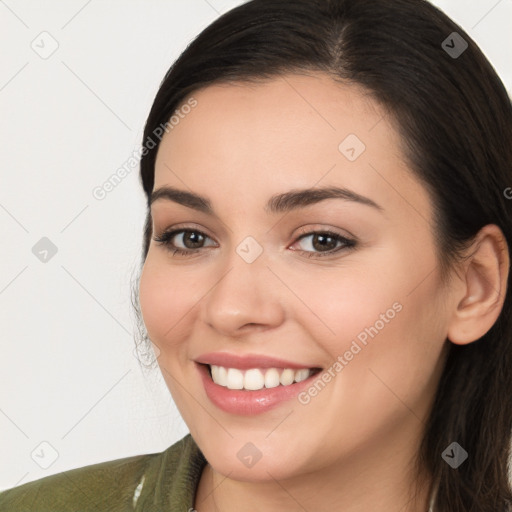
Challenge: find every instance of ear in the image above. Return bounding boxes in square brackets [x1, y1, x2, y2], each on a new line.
[447, 224, 510, 345]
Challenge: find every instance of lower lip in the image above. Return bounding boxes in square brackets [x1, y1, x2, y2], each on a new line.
[196, 363, 320, 416]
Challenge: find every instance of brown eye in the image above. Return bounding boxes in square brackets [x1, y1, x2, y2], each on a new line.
[178, 231, 206, 249]
[292, 230, 357, 258]
[153, 228, 216, 256]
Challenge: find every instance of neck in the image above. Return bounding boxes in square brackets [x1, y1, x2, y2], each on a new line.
[194, 435, 434, 512]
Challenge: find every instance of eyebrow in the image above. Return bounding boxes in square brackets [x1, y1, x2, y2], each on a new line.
[150, 185, 384, 215]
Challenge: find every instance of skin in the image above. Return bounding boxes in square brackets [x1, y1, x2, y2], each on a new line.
[138, 72, 509, 512]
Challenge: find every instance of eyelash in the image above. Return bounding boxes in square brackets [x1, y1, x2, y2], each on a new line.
[152, 226, 357, 259]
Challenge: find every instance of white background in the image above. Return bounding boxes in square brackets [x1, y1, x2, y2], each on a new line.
[1, 0, 511, 490]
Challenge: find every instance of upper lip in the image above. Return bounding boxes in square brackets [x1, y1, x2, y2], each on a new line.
[195, 352, 320, 370]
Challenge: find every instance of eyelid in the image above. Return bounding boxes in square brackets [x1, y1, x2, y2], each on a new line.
[155, 222, 216, 240]
[155, 222, 353, 242]
[294, 224, 355, 241]
[153, 222, 358, 262]
[290, 226, 356, 254]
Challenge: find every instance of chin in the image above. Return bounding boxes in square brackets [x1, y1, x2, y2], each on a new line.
[197, 435, 314, 483]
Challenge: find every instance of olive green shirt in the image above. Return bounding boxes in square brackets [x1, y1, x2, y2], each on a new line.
[0, 433, 207, 511]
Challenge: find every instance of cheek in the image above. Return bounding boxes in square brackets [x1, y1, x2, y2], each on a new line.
[328, 276, 444, 406]
[292, 267, 399, 354]
[138, 257, 194, 346]
[297, 257, 443, 376]
[303, 278, 443, 439]
[331, 300, 402, 373]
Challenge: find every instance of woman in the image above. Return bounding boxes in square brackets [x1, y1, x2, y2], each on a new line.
[2, 0, 511, 510]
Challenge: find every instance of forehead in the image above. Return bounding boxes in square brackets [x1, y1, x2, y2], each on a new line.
[153, 73, 432, 227]
[158, 73, 384, 162]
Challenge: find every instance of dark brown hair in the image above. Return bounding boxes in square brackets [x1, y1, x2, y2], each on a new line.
[131, 1, 512, 510]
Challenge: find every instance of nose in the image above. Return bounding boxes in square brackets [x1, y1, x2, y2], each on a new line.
[201, 247, 286, 337]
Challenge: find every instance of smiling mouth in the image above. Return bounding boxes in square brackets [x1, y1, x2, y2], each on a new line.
[201, 363, 323, 391]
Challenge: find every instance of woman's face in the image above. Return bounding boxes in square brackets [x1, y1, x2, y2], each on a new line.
[139, 72, 453, 482]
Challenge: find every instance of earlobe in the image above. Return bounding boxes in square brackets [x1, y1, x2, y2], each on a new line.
[447, 224, 510, 346]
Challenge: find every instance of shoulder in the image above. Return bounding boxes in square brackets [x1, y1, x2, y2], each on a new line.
[0, 434, 204, 512]
[0, 451, 153, 512]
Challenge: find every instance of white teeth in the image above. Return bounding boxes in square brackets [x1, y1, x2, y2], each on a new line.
[280, 368, 295, 386]
[217, 366, 228, 386]
[244, 369, 265, 390]
[264, 368, 280, 388]
[226, 368, 244, 389]
[294, 368, 310, 383]
[211, 364, 219, 382]
[211, 365, 228, 386]
[209, 365, 314, 390]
